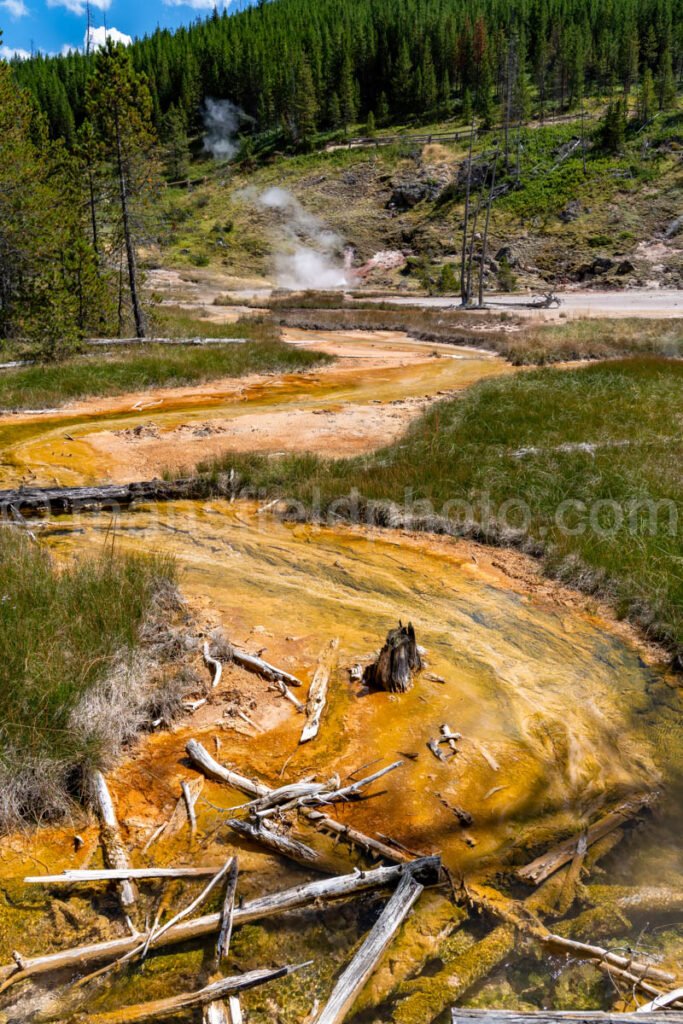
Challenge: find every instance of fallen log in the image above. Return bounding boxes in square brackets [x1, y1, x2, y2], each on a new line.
[215, 858, 239, 967]
[231, 648, 304, 689]
[301, 639, 339, 743]
[636, 987, 683, 1013]
[91, 771, 137, 911]
[205, 858, 240, 1024]
[585, 884, 683, 914]
[186, 740, 409, 863]
[225, 818, 325, 868]
[72, 963, 311, 1024]
[24, 867, 224, 885]
[467, 884, 675, 985]
[363, 622, 422, 693]
[0, 479, 203, 519]
[86, 337, 248, 347]
[315, 872, 424, 1024]
[450, 1013, 683, 1023]
[517, 794, 658, 885]
[0, 859, 440, 991]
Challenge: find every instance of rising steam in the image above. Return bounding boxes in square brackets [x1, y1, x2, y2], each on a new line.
[257, 187, 352, 290]
[202, 99, 245, 161]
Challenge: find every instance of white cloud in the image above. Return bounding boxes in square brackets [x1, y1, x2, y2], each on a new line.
[0, 43, 32, 59]
[163, 0, 231, 8]
[85, 24, 132, 49]
[47, 0, 111, 14]
[0, 0, 29, 18]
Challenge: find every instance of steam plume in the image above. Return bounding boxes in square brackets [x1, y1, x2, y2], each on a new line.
[202, 99, 244, 161]
[258, 187, 351, 290]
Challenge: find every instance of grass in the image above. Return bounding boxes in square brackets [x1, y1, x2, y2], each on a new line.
[0, 531, 177, 829]
[0, 315, 332, 411]
[273, 305, 683, 365]
[197, 356, 683, 659]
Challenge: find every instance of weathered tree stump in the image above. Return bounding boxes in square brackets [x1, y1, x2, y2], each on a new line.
[364, 623, 422, 693]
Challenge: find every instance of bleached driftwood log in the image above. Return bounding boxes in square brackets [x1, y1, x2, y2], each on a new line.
[301, 639, 339, 743]
[204, 857, 240, 1024]
[25, 867, 224, 885]
[75, 963, 311, 1024]
[181, 781, 199, 836]
[91, 771, 137, 911]
[517, 793, 659, 885]
[315, 872, 424, 1024]
[0, 859, 441, 992]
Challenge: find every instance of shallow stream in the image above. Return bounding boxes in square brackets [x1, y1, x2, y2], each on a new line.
[0, 330, 681, 1022]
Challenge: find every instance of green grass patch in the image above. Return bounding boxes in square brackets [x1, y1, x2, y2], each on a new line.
[0, 316, 332, 410]
[0, 532, 177, 828]
[197, 357, 683, 657]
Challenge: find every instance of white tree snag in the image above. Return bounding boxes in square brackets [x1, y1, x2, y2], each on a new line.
[78, 963, 311, 1024]
[0, 860, 440, 992]
[231, 648, 303, 688]
[314, 872, 424, 1024]
[226, 818, 324, 868]
[517, 794, 658, 885]
[24, 867, 224, 885]
[301, 639, 339, 744]
[228, 997, 244, 1024]
[203, 642, 223, 689]
[91, 771, 137, 910]
[186, 740, 409, 864]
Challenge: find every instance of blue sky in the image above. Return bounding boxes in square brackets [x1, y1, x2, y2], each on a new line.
[0, 0, 248, 59]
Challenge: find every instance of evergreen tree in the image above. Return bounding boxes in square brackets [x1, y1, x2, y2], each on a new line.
[657, 48, 676, 108]
[602, 98, 627, 152]
[162, 104, 190, 181]
[638, 67, 656, 122]
[291, 56, 319, 145]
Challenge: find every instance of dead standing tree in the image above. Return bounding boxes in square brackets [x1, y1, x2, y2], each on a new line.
[87, 39, 157, 338]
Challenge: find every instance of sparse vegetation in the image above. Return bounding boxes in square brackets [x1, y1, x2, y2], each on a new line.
[197, 357, 683, 659]
[0, 531, 177, 829]
[273, 306, 683, 365]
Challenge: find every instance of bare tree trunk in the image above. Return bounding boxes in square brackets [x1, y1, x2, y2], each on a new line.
[114, 110, 145, 339]
[478, 148, 499, 308]
[460, 120, 475, 307]
[466, 192, 483, 306]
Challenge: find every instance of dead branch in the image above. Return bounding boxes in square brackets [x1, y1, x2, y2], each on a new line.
[225, 818, 324, 868]
[24, 867, 225, 885]
[231, 647, 303, 689]
[203, 642, 223, 689]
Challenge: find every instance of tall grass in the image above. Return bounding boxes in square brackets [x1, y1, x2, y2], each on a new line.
[0, 532, 176, 829]
[198, 357, 683, 658]
[0, 316, 331, 411]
